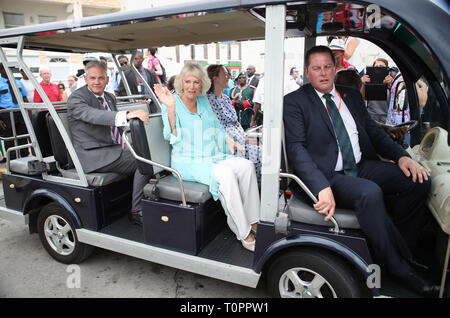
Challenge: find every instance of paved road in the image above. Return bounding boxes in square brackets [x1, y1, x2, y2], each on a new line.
[0, 182, 269, 298]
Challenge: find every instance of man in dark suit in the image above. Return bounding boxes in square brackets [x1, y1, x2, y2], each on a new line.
[283, 45, 438, 295]
[68, 60, 150, 225]
[246, 65, 260, 87]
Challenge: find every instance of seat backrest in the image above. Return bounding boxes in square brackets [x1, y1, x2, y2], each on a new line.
[130, 113, 171, 176]
[46, 111, 71, 168]
[32, 110, 54, 157]
[116, 101, 150, 113]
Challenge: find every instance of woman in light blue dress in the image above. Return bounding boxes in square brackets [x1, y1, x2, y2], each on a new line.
[154, 62, 259, 252]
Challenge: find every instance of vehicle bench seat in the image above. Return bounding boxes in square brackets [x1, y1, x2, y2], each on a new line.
[280, 129, 360, 230]
[130, 114, 212, 204]
[61, 169, 127, 187]
[286, 194, 361, 229]
[45, 103, 147, 187]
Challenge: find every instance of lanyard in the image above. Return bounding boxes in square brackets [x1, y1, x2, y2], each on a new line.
[324, 90, 342, 113]
[137, 68, 145, 84]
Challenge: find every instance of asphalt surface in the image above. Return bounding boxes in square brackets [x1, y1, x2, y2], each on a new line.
[0, 166, 269, 298]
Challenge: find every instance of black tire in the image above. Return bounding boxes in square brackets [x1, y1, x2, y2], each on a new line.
[267, 249, 364, 298]
[37, 202, 94, 264]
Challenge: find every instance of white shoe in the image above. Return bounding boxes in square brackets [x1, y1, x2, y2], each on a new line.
[241, 238, 255, 252]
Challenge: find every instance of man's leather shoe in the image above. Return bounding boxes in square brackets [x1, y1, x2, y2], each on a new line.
[399, 269, 440, 297]
[128, 211, 143, 226]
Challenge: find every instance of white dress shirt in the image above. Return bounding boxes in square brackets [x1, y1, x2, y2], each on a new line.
[314, 86, 361, 171]
[253, 77, 264, 111]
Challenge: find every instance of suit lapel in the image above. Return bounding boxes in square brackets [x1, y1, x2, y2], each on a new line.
[337, 86, 363, 133]
[85, 86, 117, 112]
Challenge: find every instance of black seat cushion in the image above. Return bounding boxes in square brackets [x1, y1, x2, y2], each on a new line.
[129, 118, 154, 176]
[9, 156, 55, 175]
[61, 169, 127, 187]
[144, 175, 212, 204]
[45, 111, 71, 168]
[32, 110, 53, 157]
[287, 194, 360, 229]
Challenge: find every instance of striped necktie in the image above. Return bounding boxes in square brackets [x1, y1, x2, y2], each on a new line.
[98, 96, 125, 149]
[323, 93, 357, 177]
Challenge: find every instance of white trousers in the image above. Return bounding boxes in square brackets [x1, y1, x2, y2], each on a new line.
[213, 157, 260, 240]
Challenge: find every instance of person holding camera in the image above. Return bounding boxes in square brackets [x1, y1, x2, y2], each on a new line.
[361, 58, 392, 123]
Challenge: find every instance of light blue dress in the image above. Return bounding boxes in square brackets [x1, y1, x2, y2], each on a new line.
[161, 94, 232, 200]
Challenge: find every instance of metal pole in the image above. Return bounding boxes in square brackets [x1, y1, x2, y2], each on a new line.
[260, 4, 286, 223]
[439, 235, 450, 298]
[112, 53, 133, 97]
[13, 36, 89, 187]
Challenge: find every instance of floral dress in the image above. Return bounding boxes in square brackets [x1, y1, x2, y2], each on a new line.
[386, 75, 410, 126]
[207, 92, 262, 186]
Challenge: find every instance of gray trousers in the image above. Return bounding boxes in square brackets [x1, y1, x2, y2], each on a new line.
[95, 149, 149, 212]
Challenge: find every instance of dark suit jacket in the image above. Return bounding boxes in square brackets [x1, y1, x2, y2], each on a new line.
[117, 68, 158, 97]
[67, 85, 123, 173]
[248, 75, 260, 87]
[283, 83, 409, 195]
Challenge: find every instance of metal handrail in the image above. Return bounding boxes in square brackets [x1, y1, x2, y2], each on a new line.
[122, 129, 188, 207]
[279, 172, 341, 234]
[112, 52, 133, 98]
[0, 133, 30, 142]
[0, 101, 31, 159]
[246, 124, 263, 138]
[6, 143, 34, 173]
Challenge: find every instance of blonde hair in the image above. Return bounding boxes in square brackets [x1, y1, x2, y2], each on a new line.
[174, 62, 211, 96]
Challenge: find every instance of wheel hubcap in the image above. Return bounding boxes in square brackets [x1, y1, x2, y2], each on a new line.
[279, 267, 337, 298]
[44, 215, 75, 256]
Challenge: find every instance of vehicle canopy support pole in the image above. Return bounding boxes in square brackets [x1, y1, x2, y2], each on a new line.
[112, 53, 133, 97]
[260, 4, 286, 223]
